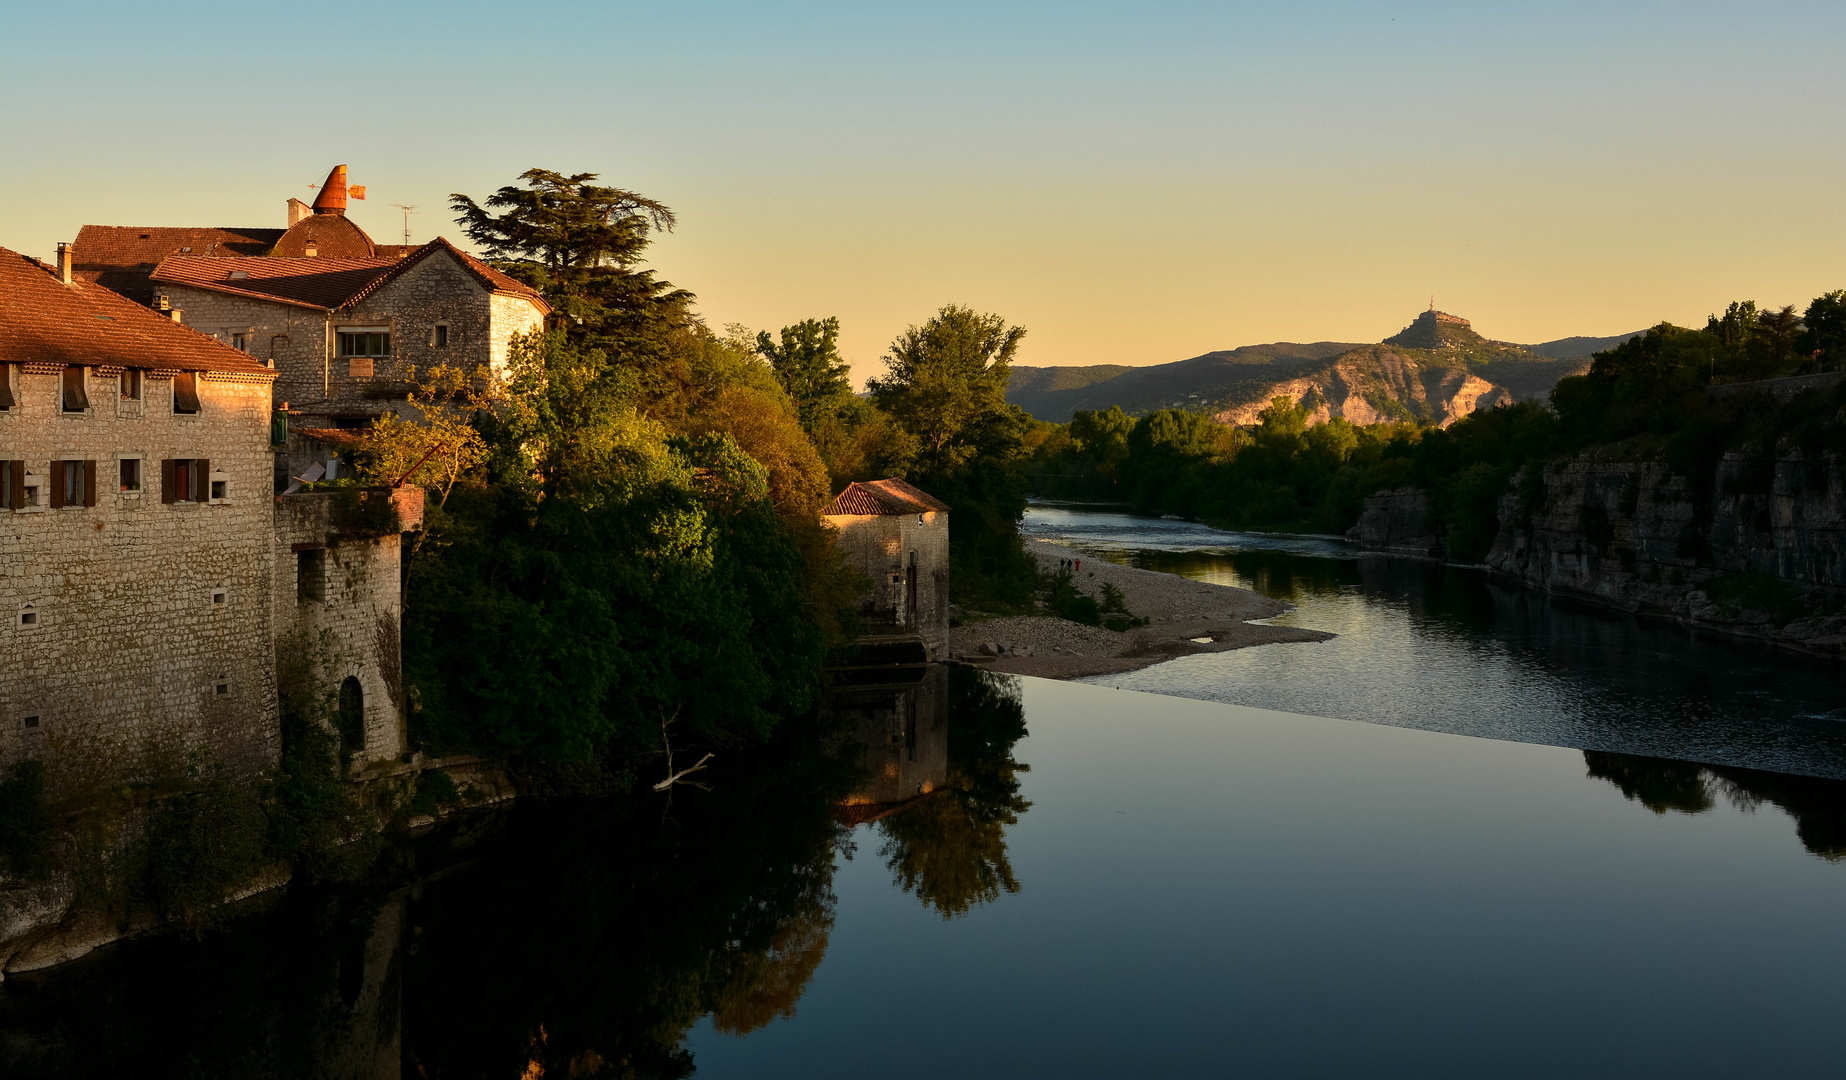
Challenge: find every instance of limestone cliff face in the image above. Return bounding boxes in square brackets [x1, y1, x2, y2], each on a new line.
[1212, 345, 1511, 428]
[1357, 453, 1846, 657]
[1348, 487, 1443, 558]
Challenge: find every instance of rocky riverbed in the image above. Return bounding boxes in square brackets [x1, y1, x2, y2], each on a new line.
[947, 540, 1334, 679]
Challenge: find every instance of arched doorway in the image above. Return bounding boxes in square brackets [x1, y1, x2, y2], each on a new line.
[337, 676, 365, 757]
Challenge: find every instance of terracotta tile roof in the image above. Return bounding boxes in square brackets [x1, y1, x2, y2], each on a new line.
[0, 247, 276, 376]
[150, 255, 399, 309]
[344, 237, 550, 313]
[150, 237, 549, 314]
[825, 478, 951, 516]
[72, 225, 286, 304]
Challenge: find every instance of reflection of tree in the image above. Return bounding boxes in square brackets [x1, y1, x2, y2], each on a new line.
[1584, 751, 1846, 859]
[1583, 751, 1715, 814]
[877, 669, 1031, 918]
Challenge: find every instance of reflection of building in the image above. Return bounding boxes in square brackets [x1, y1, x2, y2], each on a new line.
[831, 664, 948, 822]
[823, 478, 949, 657]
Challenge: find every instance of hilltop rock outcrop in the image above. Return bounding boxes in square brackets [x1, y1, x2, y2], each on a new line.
[1211, 345, 1510, 428]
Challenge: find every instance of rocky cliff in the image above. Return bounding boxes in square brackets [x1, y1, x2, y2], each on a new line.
[1354, 452, 1846, 657]
[1211, 345, 1511, 427]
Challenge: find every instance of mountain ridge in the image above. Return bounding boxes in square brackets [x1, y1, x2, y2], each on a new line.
[1007, 313, 1644, 424]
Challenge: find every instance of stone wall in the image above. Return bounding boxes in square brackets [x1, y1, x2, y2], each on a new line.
[273, 487, 424, 766]
[164, 251, 547, 421]
[0, 362, 279, 785]
[824, 510, 950, 656]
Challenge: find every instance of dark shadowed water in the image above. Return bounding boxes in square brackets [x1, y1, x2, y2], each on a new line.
[1024, 504, 1846, 779]
[3, 667, 1842, 1078]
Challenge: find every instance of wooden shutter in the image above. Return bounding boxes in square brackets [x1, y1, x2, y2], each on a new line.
[61, 366, 88, 412]
[7, 462, 21, 510]
[173, 371, 200, 414]
[196, 459, 209, 501]
[0, 364, 13, 409]
[83, 460, 96, 507]
[49, 461, 65, 508]
[161, 459, 177, 504]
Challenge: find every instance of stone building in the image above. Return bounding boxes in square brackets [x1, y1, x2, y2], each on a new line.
[823, 478, 950, 657]
[72, 164, 548, 429]
[0, 243, 417, 788]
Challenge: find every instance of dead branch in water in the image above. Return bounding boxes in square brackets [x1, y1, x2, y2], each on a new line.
[653, 709, 714, 792]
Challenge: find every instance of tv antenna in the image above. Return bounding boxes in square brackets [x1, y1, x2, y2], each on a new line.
[391, 204, 417, 246]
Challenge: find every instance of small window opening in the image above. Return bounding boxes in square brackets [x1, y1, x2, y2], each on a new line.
[22, 716, 39, 730]
[119, 458, 141, 492]
[119, 368, 142, 400]
[215, 682, 230, 696]
[297, 548, 325, 603]
[61, 365, 89, 412]
[433, 324, 449, 347]
[19, 610, 37, 627]
[210, 479, 227, 501]
[337, 676, 365, 756]
[212, 590, 227, 606]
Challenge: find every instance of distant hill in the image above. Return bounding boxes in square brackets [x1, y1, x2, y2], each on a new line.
[1007, 312, 1645, 426]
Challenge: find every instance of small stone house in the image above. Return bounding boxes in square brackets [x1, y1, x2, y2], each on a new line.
[823, 478, 950, 656]
[0, 243, 418, 788]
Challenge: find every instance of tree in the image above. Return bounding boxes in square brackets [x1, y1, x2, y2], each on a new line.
[450, 169, 694, 351]
[869, 304, 1027, 473]
[755, 317, 854, 430]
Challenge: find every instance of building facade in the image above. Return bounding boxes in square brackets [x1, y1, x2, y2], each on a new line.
[0, 244, 416, 789]
[823, 478, 951, 657]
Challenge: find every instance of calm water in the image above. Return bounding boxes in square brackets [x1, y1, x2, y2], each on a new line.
[1024, 504, 1846, 779]
[3, 669, 1843, 1078]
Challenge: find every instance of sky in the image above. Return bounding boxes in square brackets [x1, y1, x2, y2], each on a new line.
[3, 0, 1843, 386]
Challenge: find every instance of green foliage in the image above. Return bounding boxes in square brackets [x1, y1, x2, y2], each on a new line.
[756, 317, 854, 430]
[1039, 568, 1102, 626]
[870, 304, 1028, 475]
[1703, 573, 1808, 626]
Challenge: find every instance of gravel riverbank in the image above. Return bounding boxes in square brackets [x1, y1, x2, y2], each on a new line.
[947, 540, 1334, 679]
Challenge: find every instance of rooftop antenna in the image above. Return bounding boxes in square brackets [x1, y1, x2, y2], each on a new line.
[1429, 294, 1435, 312]
[391, 204, 417, 246]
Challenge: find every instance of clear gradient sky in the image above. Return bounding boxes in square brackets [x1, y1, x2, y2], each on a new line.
[3, 1, 1842, 386]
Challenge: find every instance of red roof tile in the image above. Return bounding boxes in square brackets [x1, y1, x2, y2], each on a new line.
[72, 225, 286, 304]
[0, 247, 276, 376]
[150, 237, 549, 314]
[825, 478, 950, 516]
[151, 255, 399, 309]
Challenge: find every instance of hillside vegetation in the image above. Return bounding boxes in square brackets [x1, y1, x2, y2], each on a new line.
[1029, 291, 1846, 560]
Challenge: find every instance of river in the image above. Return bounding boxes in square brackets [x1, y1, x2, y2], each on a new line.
[2, 514, 1844, 1077]
[1024, 503, 1846, 779]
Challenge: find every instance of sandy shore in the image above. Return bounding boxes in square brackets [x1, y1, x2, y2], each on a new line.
[947, 540, 1334, 679]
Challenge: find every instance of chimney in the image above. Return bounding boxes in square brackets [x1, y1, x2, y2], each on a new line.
[287, 198, 311, 226]
[169, 309, 184, 323]
[56, 242, 73, 285]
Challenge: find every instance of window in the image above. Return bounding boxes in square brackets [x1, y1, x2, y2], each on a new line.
[162, 458, 208, 504]
[0, 461, 12, 508]
[0, 363, 15, 410]
[297, 548, 325, 603]
[210, 479, 227, 501]
[173, 371, 201, 414]
[212, 589, 228, 606]
[432, 324, 449, 347]
[340, 329, 390, 379]
[50, 460, 95, 508]
[61, 365, 89, 413]
[230, 332, 248, 352]
[18, 607, 37, 627]
[339, 331, 391, 358]
[119, 457, 141, 493]
[119, 368, 142, 400]
[21, 715, 39, 731]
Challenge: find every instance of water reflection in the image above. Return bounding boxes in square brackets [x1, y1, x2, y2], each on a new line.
[0, 668, 1032, 1078]
[1584, 751, 1846, 859]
